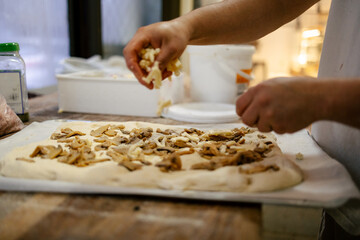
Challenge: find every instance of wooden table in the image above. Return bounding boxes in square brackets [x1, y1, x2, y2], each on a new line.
[0, 93, 261, 240]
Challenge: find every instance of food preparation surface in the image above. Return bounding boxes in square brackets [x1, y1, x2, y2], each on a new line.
[1, 119, 358, 208]
[0, 92, 358, 239]
[0, 92, 261, 240]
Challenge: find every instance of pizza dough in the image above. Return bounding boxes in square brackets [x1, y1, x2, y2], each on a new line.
[0, 121, 303, 192]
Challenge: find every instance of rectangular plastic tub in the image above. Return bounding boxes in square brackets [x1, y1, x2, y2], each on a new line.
[56, 70, 184, 117]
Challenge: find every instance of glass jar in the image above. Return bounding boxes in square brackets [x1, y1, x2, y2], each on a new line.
[0, 42, 29, 122]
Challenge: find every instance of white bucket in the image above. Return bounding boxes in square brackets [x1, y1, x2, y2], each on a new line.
[187, 44, 255, 103]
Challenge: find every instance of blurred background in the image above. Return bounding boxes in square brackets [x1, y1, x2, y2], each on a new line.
[0, 0, 331, 95]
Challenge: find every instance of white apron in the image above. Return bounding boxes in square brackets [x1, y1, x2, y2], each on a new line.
[312, 0, 360, 234]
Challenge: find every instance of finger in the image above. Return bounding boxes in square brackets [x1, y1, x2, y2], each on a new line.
[138, 73, 154, 90]
[126, 60, 153, 89]
[156, 45, 181, 71]
[236, 89, 254, 116]
[123, 37, 151, 85]
[241, 104, 259, 127]
[162, 70, 172, 80]
[256, 119, 273, 132]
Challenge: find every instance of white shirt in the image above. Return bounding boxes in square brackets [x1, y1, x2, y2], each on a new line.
[312, 0, 360, 234]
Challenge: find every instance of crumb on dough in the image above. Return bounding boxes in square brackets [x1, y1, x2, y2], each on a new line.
[295, 152, 304, 160]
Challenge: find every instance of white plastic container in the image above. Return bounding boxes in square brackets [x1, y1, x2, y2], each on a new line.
[56, 70, 184, 117]
[187, 44, 255, 103]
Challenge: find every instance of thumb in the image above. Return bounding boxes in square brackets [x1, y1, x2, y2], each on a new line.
[156, 45, 183, 71]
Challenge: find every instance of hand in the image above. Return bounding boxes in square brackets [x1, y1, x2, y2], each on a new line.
[123, 20, 190, 89]
[236, 77, 326, 133]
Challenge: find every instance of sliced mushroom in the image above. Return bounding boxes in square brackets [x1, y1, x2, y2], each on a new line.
[154, 147, 175, 156]
[191, 161, 217, 171]
[111, 145, 129, 155]
[107, 150, 128, 163]
[176, 148, 195, 156]
[198, 143, 221, 158]
[121, 129, 130, 135]
[112, 136, 130, 145]
[94, 140, 113, 151]
[30, 145, 62, 159]
[142, 141, 157, 150]
[104, 126, 118, 137]
[66, 150, 81, 164]
[173, 140, 190, 148]
[156, 128, 176, 135]
[128, 155, 152, 166]
[66, 137, 89, 150]
[120, 160, 143, 171]
[50, 128, 85, 140]
[155, 153, 182, 172]
[47, 145, 63, 159]
[220, 150, 263, 166]
[183, 128, 204, 136]
[90, 125, 110, 137]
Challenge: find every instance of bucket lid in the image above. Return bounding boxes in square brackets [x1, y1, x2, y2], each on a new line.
[162, 102, 240, 123]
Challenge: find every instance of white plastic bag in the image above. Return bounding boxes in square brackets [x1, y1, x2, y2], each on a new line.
[0, 95, 24, 136]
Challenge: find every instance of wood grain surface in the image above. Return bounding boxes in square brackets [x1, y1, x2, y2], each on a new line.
[0, 92, 261, 240]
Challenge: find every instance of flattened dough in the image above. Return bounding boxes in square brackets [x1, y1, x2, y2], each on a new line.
[0, 121, 303, 192]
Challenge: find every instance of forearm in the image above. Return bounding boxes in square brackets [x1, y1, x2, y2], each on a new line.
[176, 0, 318, 45]
[320, 79, 360, 128]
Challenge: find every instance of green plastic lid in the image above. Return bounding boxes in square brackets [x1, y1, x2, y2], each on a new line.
[0, 42, 20, 52]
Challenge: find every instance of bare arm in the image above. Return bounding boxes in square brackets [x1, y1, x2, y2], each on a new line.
[123, 0, 319, 87]
[236, 77, 360, 133]
[182, 0, 319, 45]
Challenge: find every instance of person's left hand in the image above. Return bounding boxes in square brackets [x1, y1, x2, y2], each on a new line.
[236, 77, 326, 133]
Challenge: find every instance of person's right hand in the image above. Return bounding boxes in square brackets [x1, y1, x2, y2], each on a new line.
[123, 20, 191, 89]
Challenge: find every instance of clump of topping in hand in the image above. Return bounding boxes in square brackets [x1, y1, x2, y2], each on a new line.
[138, 46, 182, 89]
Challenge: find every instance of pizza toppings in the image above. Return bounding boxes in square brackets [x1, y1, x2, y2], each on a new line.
[138, 46, 182, 89]
[90, 125, 111, 137]
[50, 128, 85, 140]
[20, 124, 276, 174]
[3, 121, 305, 194]
[155, 153, 182, 172]
[120, 159, 143, 171]
[296, 152, 304, 160]
[30, 145, 63, 159]
[183, 128, 204, 136]
[191, 150, 263, 171]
